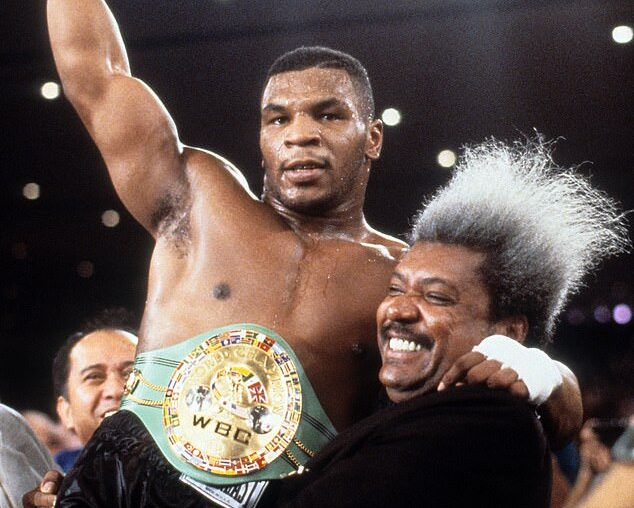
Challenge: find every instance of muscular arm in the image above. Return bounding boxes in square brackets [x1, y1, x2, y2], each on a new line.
[536, 361, 582, 449]
[441, 352, 582, 448]
[47, 0, 187, 234]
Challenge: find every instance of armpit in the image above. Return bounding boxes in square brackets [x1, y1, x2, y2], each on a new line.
[151, 189, 191, 251]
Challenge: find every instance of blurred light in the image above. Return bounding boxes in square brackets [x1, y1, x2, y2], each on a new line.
[613, 304, 632, 325]
[102, 209, 120, 227]
[23, 182, 40, 200]
[437, 149, 456, 168]
[612, 25, 633, 44]
[12, 243, 27, 260]
[593, 305, 611, 324]
[381, 108, 401, 126]
[77, 261, 94, 278]
[41, 81, 61, 100]
[566, 308, 585, 326]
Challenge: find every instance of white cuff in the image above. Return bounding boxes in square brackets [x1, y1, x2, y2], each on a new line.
[473, 334, 563, 406]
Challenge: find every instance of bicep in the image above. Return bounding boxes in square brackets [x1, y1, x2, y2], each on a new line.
[78, 75, 186, 233]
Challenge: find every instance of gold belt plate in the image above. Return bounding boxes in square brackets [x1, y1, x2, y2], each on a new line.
[162, 328, 302, 476]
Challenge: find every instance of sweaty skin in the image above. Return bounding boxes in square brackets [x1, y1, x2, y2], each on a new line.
[47, 0, 405, 431]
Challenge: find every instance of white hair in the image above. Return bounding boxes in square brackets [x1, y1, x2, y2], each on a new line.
[410, 137, 630, 344]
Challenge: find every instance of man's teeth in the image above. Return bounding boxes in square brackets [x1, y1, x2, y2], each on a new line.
[389, 338, 422, 352]
[103, 410, 118, 418]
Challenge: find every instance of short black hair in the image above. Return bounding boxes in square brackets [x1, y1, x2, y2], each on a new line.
[52, 308, 138, 398]
[265, 46, 375, 120]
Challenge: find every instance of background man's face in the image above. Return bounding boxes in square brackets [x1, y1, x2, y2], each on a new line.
[377, 241, 496, 403]
[260, 67, 381, 214]
[57, 330, 135, 444]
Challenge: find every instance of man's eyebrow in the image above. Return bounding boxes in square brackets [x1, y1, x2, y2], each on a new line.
[313, 97, 347, 110]
[415, 276, 457, 291]
[262, 97, 348, 113]
[262, 103, 286, 114]
[79, 364, 104, 375]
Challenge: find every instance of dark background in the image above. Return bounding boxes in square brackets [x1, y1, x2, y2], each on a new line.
[1, 0, 632, 417]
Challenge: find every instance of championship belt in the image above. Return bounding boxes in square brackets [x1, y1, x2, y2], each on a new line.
[120, 324, 336, 506]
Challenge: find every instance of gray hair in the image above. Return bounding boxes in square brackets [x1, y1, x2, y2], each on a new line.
[409, 137, 630, 345]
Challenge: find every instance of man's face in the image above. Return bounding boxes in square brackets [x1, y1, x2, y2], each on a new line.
[377, 242, 498, 403]
[260, 67, 382, 214]
[57, 330, 136, 444]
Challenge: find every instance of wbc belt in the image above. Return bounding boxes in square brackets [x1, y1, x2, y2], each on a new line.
[120, 323, 337, 487]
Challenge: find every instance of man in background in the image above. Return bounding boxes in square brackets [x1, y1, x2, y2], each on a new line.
[51, 309, 137, 466]
[22, 309, 137, 507]
[21, 410, 81, 460]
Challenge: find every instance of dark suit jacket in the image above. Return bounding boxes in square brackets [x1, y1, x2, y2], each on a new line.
[277, 385, 551, 507]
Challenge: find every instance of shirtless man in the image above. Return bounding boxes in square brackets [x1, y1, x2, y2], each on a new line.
[45, 1, 581, 505]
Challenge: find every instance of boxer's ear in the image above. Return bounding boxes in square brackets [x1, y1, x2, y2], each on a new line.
[491, 315, 528, 344]
[365, 119, 383, 160]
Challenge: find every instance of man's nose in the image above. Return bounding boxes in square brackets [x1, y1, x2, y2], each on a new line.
[385, 297, 421, 323]
[284, 115, 321, 147]
[102, 372, 125, 400]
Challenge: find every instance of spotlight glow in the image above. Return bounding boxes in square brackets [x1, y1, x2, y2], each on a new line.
[23, 183, 40, 200]
[381, 108, 401, 126]
[613, 304, 632, 325]
[102, 209, 120, 227]
[41, 81, 61, 100]
[593, 305, 611, 324]
[437, 149, 457, 168]
[612, 25, 633, 44]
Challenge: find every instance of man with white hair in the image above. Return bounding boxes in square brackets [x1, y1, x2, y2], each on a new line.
[274, 138, 630, 507]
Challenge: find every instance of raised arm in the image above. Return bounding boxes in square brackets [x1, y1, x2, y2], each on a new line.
[47, 0, 187, 234]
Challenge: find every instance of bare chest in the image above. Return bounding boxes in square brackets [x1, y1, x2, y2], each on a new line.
[140, 234, 394, 354]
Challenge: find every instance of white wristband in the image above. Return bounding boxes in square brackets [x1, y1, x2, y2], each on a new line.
[472, 334, 563, 406]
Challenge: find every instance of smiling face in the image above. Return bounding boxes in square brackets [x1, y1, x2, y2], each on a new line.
[260, 67, 382, 215]
[57, 329, 136, 444]
[377, 241, 501, 403]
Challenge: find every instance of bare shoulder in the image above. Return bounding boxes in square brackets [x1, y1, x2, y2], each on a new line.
[148, 146, 266, 243]
[184, 146, 257, 199]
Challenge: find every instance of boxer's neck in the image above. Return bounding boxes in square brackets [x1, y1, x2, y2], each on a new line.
[268, 197, 370, 242]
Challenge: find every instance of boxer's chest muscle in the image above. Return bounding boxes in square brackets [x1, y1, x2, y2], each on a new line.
[139, 228, 392, 356]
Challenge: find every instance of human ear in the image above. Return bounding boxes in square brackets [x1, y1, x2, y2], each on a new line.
[491, 315, 529, 344]
[365, 119, 383, 160]
[56, 395, 75, 433]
